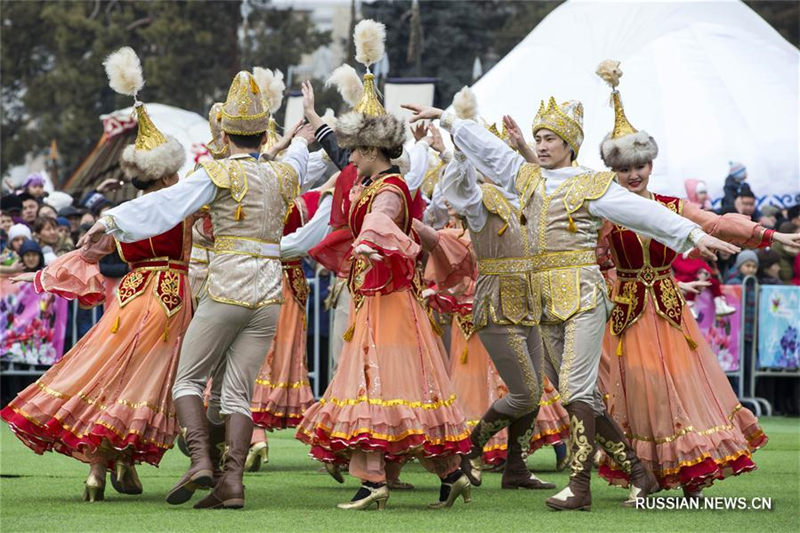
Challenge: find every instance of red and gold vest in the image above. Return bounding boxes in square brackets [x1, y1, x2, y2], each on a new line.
[608, 194, 684, 335]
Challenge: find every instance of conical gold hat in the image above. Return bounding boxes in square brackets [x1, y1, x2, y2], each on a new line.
[221, 71, 269, 135]
[353, 73, 386, 117]
[134, 103, 167, 151]
[532, 97, 584, 156]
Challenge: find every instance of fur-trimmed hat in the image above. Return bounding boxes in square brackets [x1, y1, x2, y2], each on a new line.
[335, 111, 406, 151]
[596, 59, 658, 169]
[104, 47, 185, 182]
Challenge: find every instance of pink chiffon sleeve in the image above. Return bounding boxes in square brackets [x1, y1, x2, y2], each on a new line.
[682, 201, 769, 248]
[424, 228, 476, 290]
[355, 190, 421, 260]
[33, 236, 114, 307]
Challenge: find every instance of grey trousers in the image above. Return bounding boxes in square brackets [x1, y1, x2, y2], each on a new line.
[539, 303, 609, 414]
[172, 293, 280, 419]
[477, 324, 544, 418]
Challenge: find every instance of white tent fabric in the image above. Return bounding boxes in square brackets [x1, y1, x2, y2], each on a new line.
[470, 0, 799, 207]
[102, 103, 211, 179]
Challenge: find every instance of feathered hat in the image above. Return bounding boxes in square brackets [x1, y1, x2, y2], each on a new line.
[326, 64, 364, 110]
[206, 102, 229, 160]
[334, 19, 406, 150]
[596, 59, 658, 169]
[531, 97, 584, 157]
[253, 67, 286, 150]
[104, 47, 185, 182]
[221, 71, 269, 135]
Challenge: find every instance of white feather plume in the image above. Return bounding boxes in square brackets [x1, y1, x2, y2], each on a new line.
[452, 86, 478, 120]
[253, 67, 286, 114]
[321, 108, 337, 128]
[104, 46, 144, 97]
[326, 64, 364, 107]
[354, 19, 386, 68]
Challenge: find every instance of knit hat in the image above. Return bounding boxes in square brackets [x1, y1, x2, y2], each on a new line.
[1, 194, 23, 213]
[18, 238, 42, 256]
[760, 204, 780, 218]
[733, 249, 759, 271]
[8, 223, 32, 242]
[23, 172, 46, 188]
[56, 217, 71, 228]
[728, 161, 747, 180]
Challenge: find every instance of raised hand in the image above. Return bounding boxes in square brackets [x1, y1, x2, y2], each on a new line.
[427, 123, 445, 154]
[695, 234, 740, 261]
[401, 104, 443, 123]
[411, 122, 427, 142]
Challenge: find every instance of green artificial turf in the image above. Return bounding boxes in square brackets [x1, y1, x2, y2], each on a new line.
[1, 418, 798, 533]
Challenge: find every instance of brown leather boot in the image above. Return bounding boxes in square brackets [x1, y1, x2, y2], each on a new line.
[595, 411, 660, 506]
[194, 413, 252, 509]
[208, 420, 226, 483]
[460, 405, 512, 487]
[166, 396, 215, 505]
[545, 402, 595, 511]
[502, 410, 556, 490]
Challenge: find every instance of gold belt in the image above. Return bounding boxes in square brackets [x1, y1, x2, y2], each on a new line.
[213, 235, 280, 259]
[615, 264, 672, 285]
[478, 250, 596, 275]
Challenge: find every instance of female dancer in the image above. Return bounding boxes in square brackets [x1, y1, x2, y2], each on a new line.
[296, 109, 472, 510]
[594, 60, 800, 498]
[1, 47, 191, 501]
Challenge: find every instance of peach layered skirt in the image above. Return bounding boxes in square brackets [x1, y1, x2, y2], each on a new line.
[1, 258, 191, 467]
[599, 302, 767, 491]
[296, 290, 471, 464]
[251, 278, 314, 429]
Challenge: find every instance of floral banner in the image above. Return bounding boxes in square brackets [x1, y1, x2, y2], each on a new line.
[695, 285, 742, 373]
[1, 277, 68, 366]
[757, 285, 800, 370]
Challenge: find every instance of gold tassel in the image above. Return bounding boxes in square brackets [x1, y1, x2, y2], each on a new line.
[342, 322, 355, 342]
[567, 214, 577, 232]
[234, 204, 244, 221]
[162, 323, 169, 343]
[497, 222, 508, 236]
[110, 316, 120, 334]
[460, 345, 468, 364]
[684, 334, 697, 351]
[616, 337, 623, 357]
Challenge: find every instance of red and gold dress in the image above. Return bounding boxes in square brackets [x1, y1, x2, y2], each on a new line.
[297, 172, 470, 466]
[598, 194, 770, 491]
[1, 223, 192, 467]
[250, 192, 320, 429]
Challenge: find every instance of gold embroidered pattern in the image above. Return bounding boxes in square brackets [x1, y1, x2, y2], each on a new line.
[514, 163, 543, 209]
[559, 320, 577, 403]
[480, 184, 518, 226]
[200, 160, 230, 188]
[499, 275, 528, 324]
[227, 160, 248, 203]
[477, 250, 596, 275]
[270, 161, 300, 206]
[563, 171, 616, 214]
[117, 271, 148, 308]
[318, 394, 458, 409]
[596, 434, 631, 473]
[548, 268, 580, 321]
[506, 327, 541, 409]
[155, 271, 183, 317]
[568, 414, 593, 478]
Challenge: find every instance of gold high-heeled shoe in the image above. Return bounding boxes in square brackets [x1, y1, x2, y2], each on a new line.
[111, 459, 143, 495]
[244, 441, 269, 472]
[83, 473, 106, 502]
[336, 484, 389, 510]
[428, 474, 471, 509]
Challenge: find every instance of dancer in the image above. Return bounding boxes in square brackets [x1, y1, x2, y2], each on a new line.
[404, 90, 738, 511]
[593, 60, 800, 497]
[1, 47, 190, 502]
[81, 69, 310, 510]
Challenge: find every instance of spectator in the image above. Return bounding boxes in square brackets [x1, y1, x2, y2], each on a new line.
[32, 216, 59, 265]
[726, 249, 759, 284]
[57, 205, 83, 240]
[757, 249, 783, 285]
[22, 173, 47, 201]
[1, 194, 23, 224]
[54, 217, 75, 256]
[672, 254, 735, 316]
[787, 204, 800, 226]
[721, 161, 748, 209]
[0, 223, 32, 275]
[18, 193, 39, 226]
[37, 203, 58, 220]
[81, 190, 113, 217]
[772, 221, 799, 283]
[684, 179, 712, 210]
[718, 186, 757, 220]
[757, 204, 780, 229]
[18, 238, 44, 272]
[1, 211, 12, 234]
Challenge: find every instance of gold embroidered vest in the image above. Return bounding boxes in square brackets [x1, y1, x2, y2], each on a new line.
[515, 163, 615, 324]
[471, 183, 537, 328]
[200, 155, 298, 308]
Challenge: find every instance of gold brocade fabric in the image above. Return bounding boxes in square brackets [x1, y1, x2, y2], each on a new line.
[205, 156, 298, 308]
